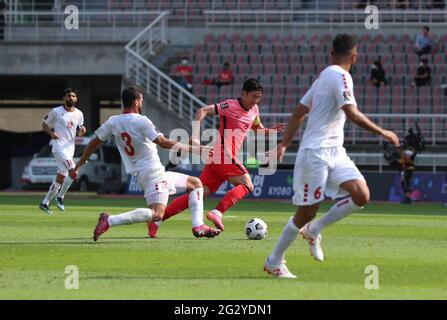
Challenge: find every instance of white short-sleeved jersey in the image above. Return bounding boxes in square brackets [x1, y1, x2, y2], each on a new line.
[43, 106, 84, 157]
[95, 113, 165, 177]
[299, 65, 357, 150]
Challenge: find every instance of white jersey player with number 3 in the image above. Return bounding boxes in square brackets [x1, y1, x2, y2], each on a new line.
[70, 86, 220, 241]
[264, 34, 400, 278]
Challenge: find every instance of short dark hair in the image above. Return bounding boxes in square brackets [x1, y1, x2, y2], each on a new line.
[122, 86, 143, 108]
[332, 34, 357, 56]
[421, 58, 429, 64]
[243, 78, 263, 93]
[63, 88, 78, 97]
[423, 26, 430, 32]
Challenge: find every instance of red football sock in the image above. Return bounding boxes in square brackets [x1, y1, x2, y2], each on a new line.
[163, 194, 189, 221]
[215, 184, 250, 214]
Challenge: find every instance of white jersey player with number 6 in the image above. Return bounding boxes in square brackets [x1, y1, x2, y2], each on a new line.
[39, 88, 86, 214]
[264, 34, 400, 278]
[69, 86, 220, 241]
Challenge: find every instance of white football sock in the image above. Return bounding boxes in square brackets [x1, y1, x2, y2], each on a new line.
[188, 187, 204, 227]
[268, 218, 299, 265]
[108, 208, 153, 227]
[211, 209, 222, 217]
[309, 197, 363, 235]
[57, 176, 73, 199]
[42, 180, 62, 205]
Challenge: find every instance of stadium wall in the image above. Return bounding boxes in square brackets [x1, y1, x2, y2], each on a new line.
[0, 43, 125, 75]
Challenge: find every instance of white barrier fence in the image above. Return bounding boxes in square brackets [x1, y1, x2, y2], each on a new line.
[4, 11, 165, 42]
[280, 152, 447, 173]
[260, 113, 447, 146]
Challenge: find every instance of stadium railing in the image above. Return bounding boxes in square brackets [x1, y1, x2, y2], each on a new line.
[3, 10, 165, 42]
[124, 12, 214, 130]
[204, 10, 447, 33]
[260, 113, 447, 146]
[8, 1, 445, 25]
[279, 152, 447, 173]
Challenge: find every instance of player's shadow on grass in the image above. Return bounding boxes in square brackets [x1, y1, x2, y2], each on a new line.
[0, 237, 151, 245]
[0, 236, 227, 245]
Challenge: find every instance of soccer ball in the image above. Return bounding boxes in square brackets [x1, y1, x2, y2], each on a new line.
[245, 218, 268, 240]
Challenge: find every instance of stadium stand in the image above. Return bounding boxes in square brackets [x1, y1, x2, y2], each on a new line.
[165, 32, 447, 145]
[3, 0, 446, 168]
[187, 33, 445, 110]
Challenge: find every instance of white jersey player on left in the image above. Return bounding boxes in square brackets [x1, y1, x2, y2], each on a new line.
[69, 86, 220, 241]
[39, 88, 86, 214]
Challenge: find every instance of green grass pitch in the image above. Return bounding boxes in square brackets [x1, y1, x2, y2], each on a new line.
[0, 193, 446, 300]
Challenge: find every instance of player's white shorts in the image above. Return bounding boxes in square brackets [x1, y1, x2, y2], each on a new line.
[137, 170, 189, 206]
[292, 147, 365, 206]
[53, 151, 75, 175]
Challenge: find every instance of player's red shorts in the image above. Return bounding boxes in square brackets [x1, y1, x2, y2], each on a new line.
[199, 163, 249, 193]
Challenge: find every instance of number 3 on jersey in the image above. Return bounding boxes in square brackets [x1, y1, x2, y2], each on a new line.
[121, 132, 135, 156]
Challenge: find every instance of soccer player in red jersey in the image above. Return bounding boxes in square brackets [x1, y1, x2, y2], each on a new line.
[149, 78, 285, 237]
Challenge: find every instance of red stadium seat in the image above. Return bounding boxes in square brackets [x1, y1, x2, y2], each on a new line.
[290, 64, 301, 75]
[246, 43, 259, 54]
[194, 85, 206, 97]
[302, 65, 315, 75]
[263, 64, 276, 75]
[204, 34, 214, 43]
[386, 34, 397, 44]
[209, 63, 221, 74]
[221, 54, 235, 65]
[251, 64, 263, 75]
[234, 54, 247, 65]
[272, 75, 285, 85]
[244, 34, 255, 44]
[249, 55, 261, 64]
[257, 34, 268, 44]
[277, 65, 289, 75]
[219, 85, 232, 100]
[206, 43, 219, 53]
[288, 55, 300, 65]
[193, 53, 207, 64]
[208, 53, 219, 64]
[262, 54, 274, 65]
[301, 55, 313, 65]
[372, 34, 385, 44]
[219, 44, 233, 54]
[285, 96, 297, 109]
[230, 33, 241, 44]
[271, 96, 285, 111]
[259, 44, 273, 55]
[271, 34, 282, 44]
[197, 64, 209, 75]
[275, 54, 288, 65]
[192, 44, 204, 53]
[233, 44, 245, 54]
[314, 55, 326, 65]
[237, 64, 250, 75]
[391, 95, 404, 114]
[399, 34, 412, 44]
[273, 45, 285, 55]
[206, 85, 217, 97]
